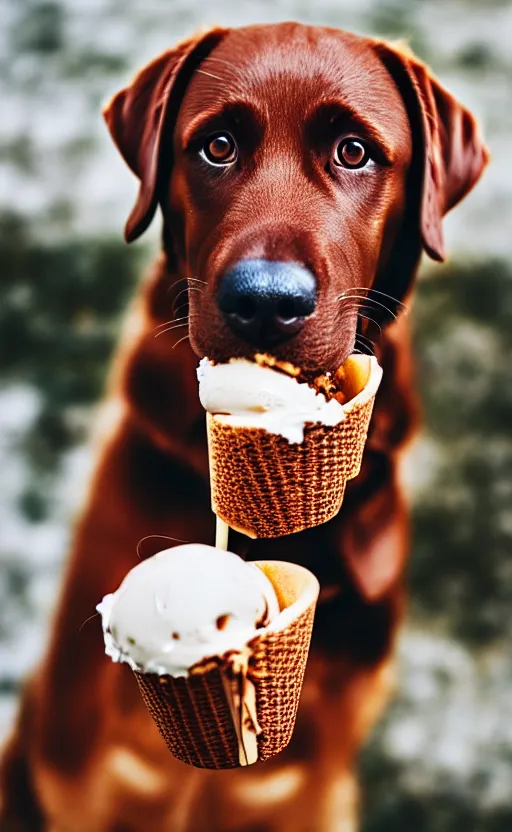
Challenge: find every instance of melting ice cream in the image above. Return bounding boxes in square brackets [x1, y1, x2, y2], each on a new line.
[97, 544, 279, 677]
[197, 357, 346, 443]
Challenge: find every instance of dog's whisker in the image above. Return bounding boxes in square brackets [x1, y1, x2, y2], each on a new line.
[336, 296, 372, 308]
[153, 315, 189, 332]
[154, 322, 188, 339]
[155, 324, 188, 338]
[167, 280, 194, 297]
[360, 289, 409, 311]
[352, 286, 408, 311]
[169, 277, 191, 292]
[338, 293, 387, 306]
[357, 312, 383, 335]
[180, 287, 204, 296]
[136, 533, 191, 560]
[338, 289, 407, 318]
[174, 286, 204, 298]
[354, 335, 376, 356]
[169, 279, 205, 298]
[173, 307, 190, 324]
[172, 333, 190, 350]
[334, 304, 383, 340]
[79, 612, 100, 632]
[154, 326, 188, 339]
[355, 330, 377, 348]
[336, 302, 365, 312]
[168, 278, 205, 309]
[171, 286, 203, 317]
[337, 295, 398, 321]
[336, 303, 368, 319]
[172, 303, 190, 318]
[153, 318, 188, 336]
[355, 330, 374, 345]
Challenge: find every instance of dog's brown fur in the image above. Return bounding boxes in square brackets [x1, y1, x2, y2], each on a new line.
[0, 23, 487, 832]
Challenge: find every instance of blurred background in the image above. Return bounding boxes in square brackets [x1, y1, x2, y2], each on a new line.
[0, 0, 511, 828]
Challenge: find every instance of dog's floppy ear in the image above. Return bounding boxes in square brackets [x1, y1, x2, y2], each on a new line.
[374, 41, 489, 262]
[103, 28, 227, 243]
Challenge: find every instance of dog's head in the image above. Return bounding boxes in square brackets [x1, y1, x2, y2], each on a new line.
[104, 23, 488, 373]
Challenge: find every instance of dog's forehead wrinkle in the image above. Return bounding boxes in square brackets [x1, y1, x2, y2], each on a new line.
[185, 42, 410, 156]
[208, 26, 393, 93]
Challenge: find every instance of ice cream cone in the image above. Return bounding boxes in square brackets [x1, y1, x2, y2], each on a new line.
[134, 560, 319, 769]
[206, 354, 382, 538]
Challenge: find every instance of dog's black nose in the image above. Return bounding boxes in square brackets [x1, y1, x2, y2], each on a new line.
[217, 259, 317, 346]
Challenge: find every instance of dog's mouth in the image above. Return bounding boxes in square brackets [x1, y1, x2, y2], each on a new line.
[188, 324, 360, 381]
[187, 301, 359, 379]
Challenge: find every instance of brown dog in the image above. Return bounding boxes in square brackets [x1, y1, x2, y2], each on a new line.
[0, 22, 487, 832]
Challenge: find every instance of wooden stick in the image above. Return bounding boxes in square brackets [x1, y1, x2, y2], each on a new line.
[215, 516, 230, 551]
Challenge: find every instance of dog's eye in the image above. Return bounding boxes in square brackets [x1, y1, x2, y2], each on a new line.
[201, 133, 237, 166]
[333, 138, 369, 169]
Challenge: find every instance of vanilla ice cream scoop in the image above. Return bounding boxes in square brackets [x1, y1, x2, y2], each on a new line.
[197, 357, 345, 443]
[97, 544, 279, 676]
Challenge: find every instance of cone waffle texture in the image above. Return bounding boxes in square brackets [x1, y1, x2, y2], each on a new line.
[134, 560, 319, 769]
[207, 355, 382, 538]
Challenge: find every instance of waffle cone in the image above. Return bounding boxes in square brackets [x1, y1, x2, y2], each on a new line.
[134, 560, 319, 769]
[207, 354, 382, 538]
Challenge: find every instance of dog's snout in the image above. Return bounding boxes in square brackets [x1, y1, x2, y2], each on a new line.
[217, 259, 317, 347]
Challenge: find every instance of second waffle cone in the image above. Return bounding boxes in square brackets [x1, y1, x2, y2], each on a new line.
[134, 560, 319, 769]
